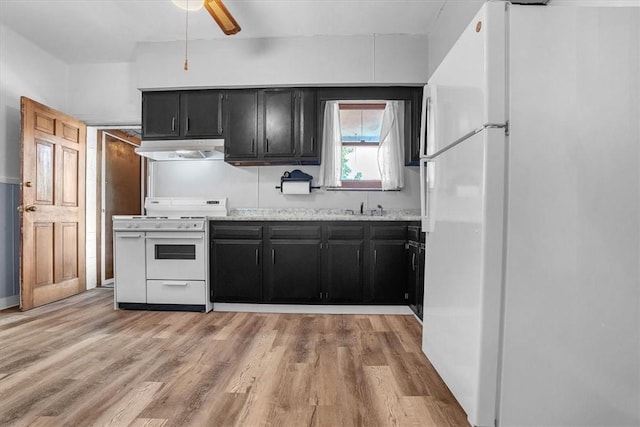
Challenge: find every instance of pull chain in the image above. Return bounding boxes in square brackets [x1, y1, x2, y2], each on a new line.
[184, 0, 189, 71]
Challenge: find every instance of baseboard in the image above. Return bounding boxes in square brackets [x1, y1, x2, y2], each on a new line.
[0, 295, 19, 310]
[213, 303, 413, 315]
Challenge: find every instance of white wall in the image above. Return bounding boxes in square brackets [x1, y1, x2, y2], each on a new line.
[426, 0, 484, 79]
[425, 0, 640, 80]
[68, 62, 141, 125]
[0, 24, 71, 307]
[136, 34, 428, 89]
[150, 161, 420, 211]
[0, 24, 69, 182]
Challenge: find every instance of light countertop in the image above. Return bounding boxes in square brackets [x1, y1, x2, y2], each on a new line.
[210, 208, 421, 222]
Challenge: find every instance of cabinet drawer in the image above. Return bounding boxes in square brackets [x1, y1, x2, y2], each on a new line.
[211, 224, 263, 239]
[147, 280, 205, 305]
[370, 225, 408, 240]
[268, 225, 322, 239]
[326, 225, 365, 240]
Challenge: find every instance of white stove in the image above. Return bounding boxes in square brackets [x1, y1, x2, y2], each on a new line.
[112, 197, 226, 313]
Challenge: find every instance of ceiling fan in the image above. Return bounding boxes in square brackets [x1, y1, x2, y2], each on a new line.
[204, 0, 241, 35]
[172, 0, 241, 35]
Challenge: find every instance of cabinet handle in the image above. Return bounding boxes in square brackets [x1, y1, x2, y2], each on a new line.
[171, 116, 176, 132]
[218, 93, 224, 134]
[271, 248, 275, 264]
[186, 117, 190, 131]
[357, 249, 360, 265]
[266, 138, 269, 152]
[255, 248, 259, 265]
[374, 249, 377, 265]
[412, 252, 416, 271]
[251, 139, 255, 153]
[320, 292, 323, 300]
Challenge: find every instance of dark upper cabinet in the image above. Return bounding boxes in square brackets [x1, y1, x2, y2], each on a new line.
[182, 91, 224, 138]
[142, 90, 223, 140]
[224, 88, 318, 164]
[142, 92, 181, 138]
[263, 89, 295, 157]
[297, 89, 318, 159]
[224, 90, 259, 159]
[406, 88, 423, 166]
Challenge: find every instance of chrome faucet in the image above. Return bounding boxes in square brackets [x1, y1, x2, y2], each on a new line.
[377, 204, 383, 216]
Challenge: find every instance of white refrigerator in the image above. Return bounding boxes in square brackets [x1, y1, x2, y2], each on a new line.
[419, 2, 639, 427]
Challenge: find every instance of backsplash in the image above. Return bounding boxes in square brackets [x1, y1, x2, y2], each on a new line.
[150, 161, 421, 211]
[0, 182, 19, 308]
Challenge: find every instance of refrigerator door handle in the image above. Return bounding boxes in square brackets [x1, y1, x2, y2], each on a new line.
[420, 159, 436, 234]
[424, 122, 507, 161]
[419, 84, 436, 159]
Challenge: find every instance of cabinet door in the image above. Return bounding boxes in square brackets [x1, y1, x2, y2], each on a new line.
[407, 243, 419, 315]
[406, 88, 422, 166]
[263, 89, 295, 157]
[182, 91, 223, 138]
[211, 239, 262, 302]
[325, 240, 364, 303]
[225, 90, 258, 160]
[296, 89, 318, 161]
[370, 240, 408, 303]
[142, 92, 180, 138]
[114, 232, 147, 303]
[265, 240, 321, 302]
[416, 245, 425, 319]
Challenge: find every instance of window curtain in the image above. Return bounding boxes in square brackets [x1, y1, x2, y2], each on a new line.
[319, 101, 342, 187]
[377, 101, 404, 190]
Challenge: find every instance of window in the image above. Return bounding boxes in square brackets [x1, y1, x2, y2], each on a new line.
[319, 100, 405, 190]
[339, 103, 386, 189]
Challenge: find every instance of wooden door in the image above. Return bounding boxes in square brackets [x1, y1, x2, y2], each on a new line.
[20, 97, 86, 310]
[104, 132, 142, 282]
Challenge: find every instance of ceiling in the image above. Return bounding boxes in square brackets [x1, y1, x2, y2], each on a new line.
[0, 0, 455, 65]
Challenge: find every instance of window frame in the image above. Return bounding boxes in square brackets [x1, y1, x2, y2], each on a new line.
[338, 102, 386, 189]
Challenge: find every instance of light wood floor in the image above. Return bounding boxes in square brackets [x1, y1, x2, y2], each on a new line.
[0, 288, 469, 427]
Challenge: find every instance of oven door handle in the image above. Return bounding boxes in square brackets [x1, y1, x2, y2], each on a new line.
[161, 281, 189, 286]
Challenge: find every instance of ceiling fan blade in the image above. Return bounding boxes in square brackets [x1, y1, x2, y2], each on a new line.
[204, 0, 241, 35]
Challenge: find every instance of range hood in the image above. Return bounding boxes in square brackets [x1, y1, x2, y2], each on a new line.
[135, 139, 225, 161]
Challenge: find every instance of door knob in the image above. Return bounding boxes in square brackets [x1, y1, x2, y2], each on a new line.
[24, 181, 32, 188]
[25, 205, 37, 212]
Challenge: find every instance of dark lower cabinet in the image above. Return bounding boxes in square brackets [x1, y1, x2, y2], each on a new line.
[209, 221, 412, 305]
[142, 91, 181, 138]
[210, 224, 263, 302]
[325, 240, 364, 303]
[265, 240, 321, 302]
[407, 241, 425, 319]
[370, 240, 408, 303]
[211, 239, 262, 302]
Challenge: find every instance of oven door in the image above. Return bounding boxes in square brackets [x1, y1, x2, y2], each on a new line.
[145, 232, 206, 281]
